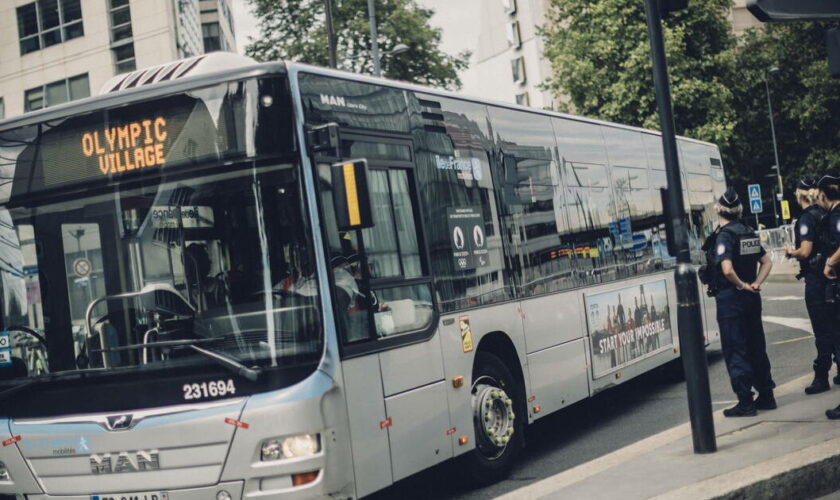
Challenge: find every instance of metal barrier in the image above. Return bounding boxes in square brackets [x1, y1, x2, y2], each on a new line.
[757, 224, 795, 262]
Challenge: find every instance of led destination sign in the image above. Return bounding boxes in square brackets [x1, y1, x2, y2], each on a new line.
[81, 116, 169, 176]
[0, 84, 256, 200]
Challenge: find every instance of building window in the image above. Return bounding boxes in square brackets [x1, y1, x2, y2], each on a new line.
[113, 43, 136, 73]
[502, 0, 517, 15]
[24, 74, 90, 112]
[17, 0, 84, 55]
[515, 92, 530, 106]
[108, 0, 136, 74]
[511, 56, 526, 85]
[202, 22, 222, 52]
[506, 21, 521, 48]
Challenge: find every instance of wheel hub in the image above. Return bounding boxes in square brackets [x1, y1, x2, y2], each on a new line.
[473, 382, 515, 457]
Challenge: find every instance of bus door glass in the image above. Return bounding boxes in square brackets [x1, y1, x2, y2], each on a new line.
[61, 223, 105, 360]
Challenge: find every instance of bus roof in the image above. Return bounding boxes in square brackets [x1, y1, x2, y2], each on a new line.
[0, 58, 717, 150]
[285, 62, 718, 149]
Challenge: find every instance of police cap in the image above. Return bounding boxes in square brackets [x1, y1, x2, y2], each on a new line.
[798, 176, 817, 190]
[718, 188, 740, 209]
[818, 170, 840, 191]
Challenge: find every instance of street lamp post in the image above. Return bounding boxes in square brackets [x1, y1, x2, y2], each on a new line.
[324, 0, 336, 68]
[344, 44, 408, 75]
[367, 0, 382, 77]
[644, 0, 716, 454]
[764, 67, 782, 226]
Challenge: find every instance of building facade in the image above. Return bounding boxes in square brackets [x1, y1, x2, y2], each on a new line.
[421, 0, 555, 109]
[422, 0, 764, 109]
[201, 0, 236, 53]
[0, 0, 235, 119]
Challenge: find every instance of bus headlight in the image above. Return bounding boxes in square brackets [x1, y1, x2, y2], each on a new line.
[0, 461, 11, 481]
[261, 434, 320, 461]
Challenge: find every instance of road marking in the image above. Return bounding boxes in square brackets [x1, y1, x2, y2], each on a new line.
[772, 335, 813, 345]
[765, 296, 804, 301]
[763, 316, 812, 333]
[713, 400, 738, 405]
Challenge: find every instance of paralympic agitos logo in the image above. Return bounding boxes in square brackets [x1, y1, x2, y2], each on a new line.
[80, 117, 169, 176]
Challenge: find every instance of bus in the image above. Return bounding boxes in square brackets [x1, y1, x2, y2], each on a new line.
[0, 53, 725, 499]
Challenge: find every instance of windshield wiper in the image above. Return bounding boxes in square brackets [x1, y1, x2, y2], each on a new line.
[0, 340, 261, 404]
[95, 337, 263, 381]
[187, 344, 262, 382]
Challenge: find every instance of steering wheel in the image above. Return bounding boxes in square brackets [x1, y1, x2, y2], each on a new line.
[7, 325, 47, 347]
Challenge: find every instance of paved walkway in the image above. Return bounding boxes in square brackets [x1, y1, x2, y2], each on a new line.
[501, 373, 840, 500]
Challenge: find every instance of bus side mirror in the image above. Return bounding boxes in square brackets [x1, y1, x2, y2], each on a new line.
[331, 159, 374, 231]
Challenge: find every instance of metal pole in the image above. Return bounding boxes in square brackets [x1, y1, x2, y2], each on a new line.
[644, 0, 717, 454]
[765, 76, 783, 226]
[324, 0, 336, 68]
[368, 0, 381, 76]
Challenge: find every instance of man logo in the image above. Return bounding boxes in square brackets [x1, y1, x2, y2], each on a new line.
[320, 94, 346, 107]
[90, 450, 160, 474]
[106, 414, 133, 431]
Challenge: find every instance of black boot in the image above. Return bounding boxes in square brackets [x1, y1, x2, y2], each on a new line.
[806, 373, 830, 395]
[826, 404, 840, 419]
[834, 370, 840, 385]
[724, 397, 757, 417]
[755, 391, 777, 410]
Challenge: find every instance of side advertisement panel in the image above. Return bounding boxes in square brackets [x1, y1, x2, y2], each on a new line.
[585, 279, 673, 378]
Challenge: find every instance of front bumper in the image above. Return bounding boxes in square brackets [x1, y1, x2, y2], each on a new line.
[25, 481, 244, 500]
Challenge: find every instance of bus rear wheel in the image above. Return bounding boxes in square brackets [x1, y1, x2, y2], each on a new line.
[462, 351, 525, 485]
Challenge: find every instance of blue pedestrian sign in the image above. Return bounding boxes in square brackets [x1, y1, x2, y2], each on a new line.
[750, 199, 763, 214]
[748, 184, 761, 201]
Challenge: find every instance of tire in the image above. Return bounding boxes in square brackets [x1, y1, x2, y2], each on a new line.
[460, 351, 526, 486]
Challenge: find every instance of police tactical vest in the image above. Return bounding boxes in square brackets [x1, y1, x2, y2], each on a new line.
[720, 222, 762, 286]
[794, 205, 826, 275]
[816, 204, 840, 258]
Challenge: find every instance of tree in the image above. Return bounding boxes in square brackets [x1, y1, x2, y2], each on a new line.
[245, 0, 470, 89]
[541, 0, 738, 148]
[725, 22, 840, 194]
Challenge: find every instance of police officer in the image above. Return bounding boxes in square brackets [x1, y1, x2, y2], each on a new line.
[712, 188, 776, 417]
[815, 171, 840, 419]
[785, 176, 838, 394]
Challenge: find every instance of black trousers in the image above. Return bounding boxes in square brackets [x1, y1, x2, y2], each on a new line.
[805, 274, 840, 373]
[716, 287, 776, 400]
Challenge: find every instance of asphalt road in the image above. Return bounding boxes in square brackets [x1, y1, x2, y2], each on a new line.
[369, 281, 822, 499]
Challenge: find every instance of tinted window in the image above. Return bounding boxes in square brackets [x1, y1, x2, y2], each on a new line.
[489, 107, 576, 296]
[411, 94, 512, 311]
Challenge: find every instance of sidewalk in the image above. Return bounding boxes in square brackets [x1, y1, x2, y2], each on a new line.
[500, 374, 840, 500]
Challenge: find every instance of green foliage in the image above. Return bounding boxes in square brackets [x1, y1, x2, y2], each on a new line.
[725, 23, 840, 193]
[541, 1, 840, 199]
[245, 0, 470, 89]
[541, 0, 738, 148]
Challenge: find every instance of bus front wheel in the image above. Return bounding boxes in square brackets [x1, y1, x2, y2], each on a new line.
[462, 351, 525, 485]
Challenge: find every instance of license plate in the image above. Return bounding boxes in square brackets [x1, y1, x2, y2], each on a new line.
[91, 492, 168, 500]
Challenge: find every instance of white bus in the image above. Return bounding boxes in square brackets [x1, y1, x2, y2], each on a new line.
[0, 53, 724, 499]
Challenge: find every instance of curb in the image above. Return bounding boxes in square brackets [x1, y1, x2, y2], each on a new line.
[498, 374, 817, 500]
[654, 435, 840, 500]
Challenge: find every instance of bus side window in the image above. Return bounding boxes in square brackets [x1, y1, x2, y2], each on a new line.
[361, 169, 433, 337]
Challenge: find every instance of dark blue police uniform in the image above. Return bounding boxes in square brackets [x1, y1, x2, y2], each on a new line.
[715, 221, 775, 405]
[796, 204, 840, 379]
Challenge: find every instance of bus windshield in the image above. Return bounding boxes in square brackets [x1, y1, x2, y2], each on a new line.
[0, 162, 322, 384]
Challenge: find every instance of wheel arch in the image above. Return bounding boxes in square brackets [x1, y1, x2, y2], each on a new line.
[475, 331, 527, 404]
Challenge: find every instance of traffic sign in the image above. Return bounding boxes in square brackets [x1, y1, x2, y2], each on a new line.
[73, 258, 92, 278]
[781, 200, 791, 220]
[750, 199, 763, 214]
[748, 184, 762, 201]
